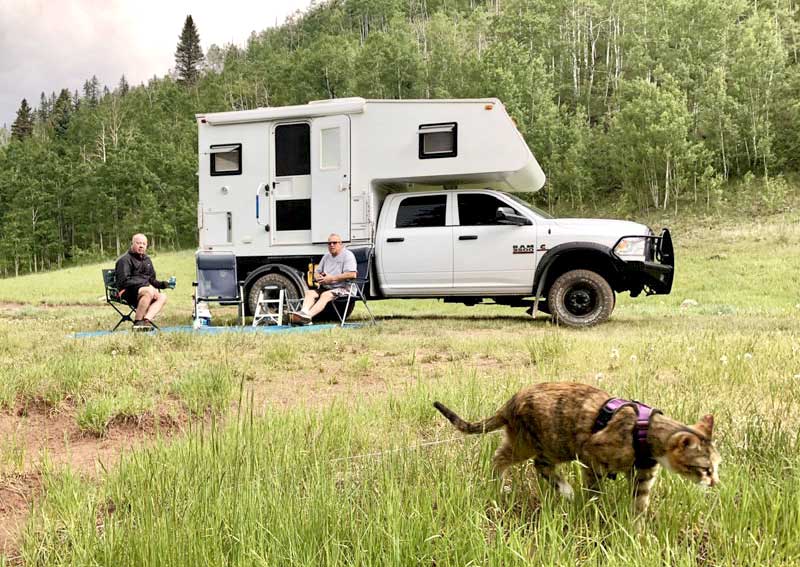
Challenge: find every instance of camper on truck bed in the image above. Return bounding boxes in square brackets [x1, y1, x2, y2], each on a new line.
[196, 97, 674, 327]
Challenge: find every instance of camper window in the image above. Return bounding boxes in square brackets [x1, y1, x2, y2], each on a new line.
[275, 123, 311, 177]
[418, 123, 457, 159]
[396, 195, 447, 228]
[210, 144, 242, 176]
[276, 199, 311, 231]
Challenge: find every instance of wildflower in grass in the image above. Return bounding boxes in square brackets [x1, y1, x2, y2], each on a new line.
[111, 350, 118, 357]
[744, 353, 753, 361]
[630, 354, 638, 363]
[720, 355, 729, 365]
[595, 372, 604, 382]
[610, 348, 620, 362]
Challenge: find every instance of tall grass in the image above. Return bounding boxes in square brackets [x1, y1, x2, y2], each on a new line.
[19, 375, 800, 565]
[1, 211, 799, 564]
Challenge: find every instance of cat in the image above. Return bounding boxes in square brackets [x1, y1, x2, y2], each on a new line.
[433, 382, 720, 518]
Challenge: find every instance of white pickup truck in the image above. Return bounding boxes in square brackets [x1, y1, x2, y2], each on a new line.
[195, 98, 674, 327]
[369, 188, 673, 326]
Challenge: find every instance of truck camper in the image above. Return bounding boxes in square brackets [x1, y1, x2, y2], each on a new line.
[196, 97, 673, 327]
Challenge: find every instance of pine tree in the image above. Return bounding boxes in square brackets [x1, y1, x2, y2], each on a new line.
[10, 99, 34, 141]
[118, 74, 130, 96]
[37, 92, 51, 124]
[52, 89, 73, 138]
[83, 75, 100, 107]
[175, 15, 204, 85]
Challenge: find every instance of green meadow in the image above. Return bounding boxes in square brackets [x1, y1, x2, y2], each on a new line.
[1, 210, 800, 566]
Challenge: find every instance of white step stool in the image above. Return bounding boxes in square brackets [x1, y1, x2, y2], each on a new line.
[252, 286, 284, 326]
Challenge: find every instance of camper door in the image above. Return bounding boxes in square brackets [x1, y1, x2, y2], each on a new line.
[310, 115, 350, 242]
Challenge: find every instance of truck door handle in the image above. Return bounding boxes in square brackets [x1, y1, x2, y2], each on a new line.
[387, 237, 404, 243]
[459, 235, 478, 240]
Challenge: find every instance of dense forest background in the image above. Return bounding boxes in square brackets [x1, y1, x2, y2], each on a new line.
[1, 0, 799, 276]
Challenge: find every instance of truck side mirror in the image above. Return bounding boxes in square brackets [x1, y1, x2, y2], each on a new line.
[496, 206, 532, 226]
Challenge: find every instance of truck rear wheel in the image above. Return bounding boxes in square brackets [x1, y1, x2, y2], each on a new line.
[248, 272, 303, 317]
[547, 269, 614, 327]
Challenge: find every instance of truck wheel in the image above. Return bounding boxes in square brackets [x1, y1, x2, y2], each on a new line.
[547, 269, 615, 327]
[248, 272, 303, 317]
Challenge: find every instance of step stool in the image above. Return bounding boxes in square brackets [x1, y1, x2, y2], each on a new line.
[252, 286, 284, 326]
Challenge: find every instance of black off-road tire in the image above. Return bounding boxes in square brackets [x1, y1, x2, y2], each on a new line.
[547, 269, 615, 327]
[247, 272, 303, 317]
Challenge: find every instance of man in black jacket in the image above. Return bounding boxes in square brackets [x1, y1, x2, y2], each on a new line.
[115, 233, 174, 330]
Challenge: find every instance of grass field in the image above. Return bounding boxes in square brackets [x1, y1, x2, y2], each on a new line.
[1, 210, 799, 566]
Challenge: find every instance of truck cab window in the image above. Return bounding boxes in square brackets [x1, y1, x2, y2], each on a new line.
[396, 195, 447, 228]
[457, 193, 518, 226]
[275, 123, 310, 177]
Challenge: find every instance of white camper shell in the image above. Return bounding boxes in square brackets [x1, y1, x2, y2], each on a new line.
[197, 97, 544, 255]
[196, 98, 674, 327]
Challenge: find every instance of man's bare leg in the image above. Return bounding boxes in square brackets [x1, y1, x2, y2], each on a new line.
[144, 292, 167, 321]
[135, 286, 157, 321]
[300, 289, 320, 313]
[308, 290, 336, 318]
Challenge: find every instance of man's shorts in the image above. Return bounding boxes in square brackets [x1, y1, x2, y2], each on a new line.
[121, 285, 143, 308]
[319, 285, 351, 298]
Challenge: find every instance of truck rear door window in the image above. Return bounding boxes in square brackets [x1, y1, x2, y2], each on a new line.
[396, 195, 447, 228]
[457, 194, 518, 225]
[275, 123, 310, 177]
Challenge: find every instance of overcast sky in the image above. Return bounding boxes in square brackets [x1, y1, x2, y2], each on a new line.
[0, 0, 315, 128]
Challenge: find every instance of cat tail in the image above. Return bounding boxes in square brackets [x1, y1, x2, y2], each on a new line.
[433, 401, 506, 434]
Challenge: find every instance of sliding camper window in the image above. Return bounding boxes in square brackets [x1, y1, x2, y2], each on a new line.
[418, 123, 457, 159]
[210, 144, 242, 176]
[396, 195, 447, 228]
[275, 123, 311, 177]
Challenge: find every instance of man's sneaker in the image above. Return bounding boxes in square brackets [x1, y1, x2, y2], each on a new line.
[290, 312, 312, 325]
[132, 320, 152, 332]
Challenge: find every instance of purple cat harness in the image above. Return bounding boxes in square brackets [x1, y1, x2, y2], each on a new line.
[591, 398, 662, 469]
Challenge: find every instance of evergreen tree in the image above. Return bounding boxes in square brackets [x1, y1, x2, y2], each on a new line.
[83, 75, 100, 107]
[118, 74, 130, 96]
[52, 89, 73, 138]
[37, 92, 51, 124]
[11, 99, 34, 141]
[175, 15, 204, 85]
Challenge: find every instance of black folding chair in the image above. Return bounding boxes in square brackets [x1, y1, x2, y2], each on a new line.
[102, 269, 135, 331]
[193, 252, 245, 326]
[331, 246, 375, 326]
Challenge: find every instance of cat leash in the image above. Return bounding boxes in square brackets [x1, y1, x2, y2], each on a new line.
[329, 433, 497, 463]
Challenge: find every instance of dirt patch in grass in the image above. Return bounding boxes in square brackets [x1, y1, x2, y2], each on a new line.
[0, 403, 187, 559]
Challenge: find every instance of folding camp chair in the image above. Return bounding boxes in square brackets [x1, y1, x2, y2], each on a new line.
[102, 269, 135, 331]
[331, 246, 375, 326]
[193, 252, 245, 326]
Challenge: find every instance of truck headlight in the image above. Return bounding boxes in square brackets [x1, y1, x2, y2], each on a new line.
[614, 236, 648, 260]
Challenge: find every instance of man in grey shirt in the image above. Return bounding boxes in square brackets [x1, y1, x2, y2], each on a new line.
[294, 233, 357, 323]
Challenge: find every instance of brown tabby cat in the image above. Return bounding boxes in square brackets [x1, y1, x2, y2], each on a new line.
[433, 382, 720, 517]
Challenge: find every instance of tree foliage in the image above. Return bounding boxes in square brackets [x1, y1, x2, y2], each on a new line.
[175, 15, 204, 85]
[1, 0, 799, 276]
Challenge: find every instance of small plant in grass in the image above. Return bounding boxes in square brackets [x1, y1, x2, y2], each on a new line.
[0, 432, 26, 474]
[170, 364, 235, 416]
[525, 333, 568, 366]
[77, 398, 116, 437]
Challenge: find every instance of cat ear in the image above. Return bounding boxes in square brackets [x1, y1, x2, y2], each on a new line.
[695, 414, 714, 437]
[672, 432, 697, 451]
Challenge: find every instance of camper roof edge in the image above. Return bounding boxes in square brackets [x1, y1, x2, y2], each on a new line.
[198, 98, 368, 126]
[196, 97, 505, 126]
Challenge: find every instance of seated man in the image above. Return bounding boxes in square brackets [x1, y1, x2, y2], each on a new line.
[115, 233, 174, 331]
[293, 233, 356, 324]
